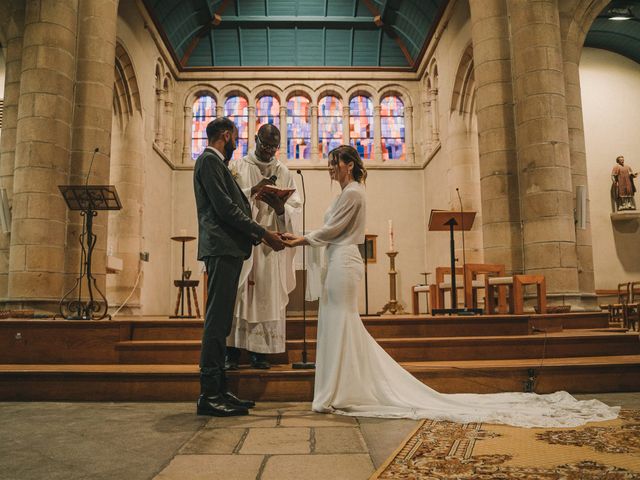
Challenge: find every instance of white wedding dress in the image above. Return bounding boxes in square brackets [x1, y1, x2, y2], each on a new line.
[304, 181, 619, 428]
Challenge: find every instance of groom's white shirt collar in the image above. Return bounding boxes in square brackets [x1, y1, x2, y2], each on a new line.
[205, 146, 225, 162]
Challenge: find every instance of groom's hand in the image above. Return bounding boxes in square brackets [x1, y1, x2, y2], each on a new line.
[262, 230, 285, 251]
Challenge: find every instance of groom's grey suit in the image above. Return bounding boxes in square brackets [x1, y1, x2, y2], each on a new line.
[193, 147, 265, 395]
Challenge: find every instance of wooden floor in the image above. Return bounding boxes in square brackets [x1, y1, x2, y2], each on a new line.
[1, 312, 639, 401]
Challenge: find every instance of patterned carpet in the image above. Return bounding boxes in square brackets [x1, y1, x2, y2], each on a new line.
[371, 410, 640, 479]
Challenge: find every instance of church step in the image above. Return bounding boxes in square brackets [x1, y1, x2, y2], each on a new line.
[2, 355, 639, 401]
[114, 330, 640, 364]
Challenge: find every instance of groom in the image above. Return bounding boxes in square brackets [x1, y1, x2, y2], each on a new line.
[193, 117, 285, 416]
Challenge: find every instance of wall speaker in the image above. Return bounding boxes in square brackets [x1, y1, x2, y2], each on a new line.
[575, 185, 587, 230]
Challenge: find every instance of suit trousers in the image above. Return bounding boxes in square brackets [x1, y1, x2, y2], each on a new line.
[200, 255, 244, 395]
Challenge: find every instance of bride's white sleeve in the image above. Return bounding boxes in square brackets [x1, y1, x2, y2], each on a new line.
[304, 189, 361, 246]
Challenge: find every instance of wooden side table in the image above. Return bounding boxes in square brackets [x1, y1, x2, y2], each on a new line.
[171, 279, 201, 318]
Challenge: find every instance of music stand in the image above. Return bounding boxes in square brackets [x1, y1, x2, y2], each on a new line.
[58, 185, 122, 320]
[428, 210, 481, 315]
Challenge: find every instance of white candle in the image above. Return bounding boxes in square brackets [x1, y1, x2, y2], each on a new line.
[388, 220, 395, 251]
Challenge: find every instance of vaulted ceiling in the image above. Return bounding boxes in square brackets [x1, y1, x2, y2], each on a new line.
[142, 0, 447, 69]
[585, 1, 640, 65]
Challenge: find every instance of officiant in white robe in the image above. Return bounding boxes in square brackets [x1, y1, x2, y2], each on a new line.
[226, 124, 302, 368]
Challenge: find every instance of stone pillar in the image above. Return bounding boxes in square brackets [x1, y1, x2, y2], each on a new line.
[163, 97, 173, 156]
[468, 0, 523, 274]
[373, 105, 382, 162]
[404, 105, 415, 163]
[216, 105, 224, 117]
[421, 89, 433, 154]
[182, 105, 192, 163]
[64, 0, 118, 300]
[279, 105, 287, 162]
[342, 105, 350, 146]
[561, 18, 596, 302]
[310, 105, 318, 161]
[0, 1, 25, 301]
[429, 88, 440, 144]
[8, 0, 79, 306]
[247, 104, 256, 152]
[154, 88, 164, 144]
[508, 0, 579, 299]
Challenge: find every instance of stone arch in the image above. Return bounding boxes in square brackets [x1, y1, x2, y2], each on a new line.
[315, 83, 347, 104]
[219, 85, 252, 106]
[283, 84, 314, 104]
[108, 41, 144, 313]
[253, 83, 284, 104]
[182, 85, 218, 163]
[450, 44, 475, 116]
[377, 84, 413, 107]
[346, 84, 377, 102]
[183, 84, 218, 109]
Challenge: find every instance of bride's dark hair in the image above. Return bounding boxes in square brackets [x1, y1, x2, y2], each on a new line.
[328, 145, 368, 183]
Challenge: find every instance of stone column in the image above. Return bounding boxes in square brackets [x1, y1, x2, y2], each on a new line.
[154, 88, 164, 145]
[342, 105, 350, 146]
[310, 105, 318, 161]
[63, 0, 118, 300]
[279, 105, 287, 162]
[0, 1, 25, 301]
[163, 97, 173, 156]
[216, 105, 224, 117]
[421, 89, 433, 154]
[8, 0, 79, 307]
[373, 105, 382, 162]
[182, 105, 192, 163]
[468, 0, 523, 274]
[404, 105, 415, 163]
[507, 0, 579, 299]
[247, 104, 256, 152]
[429, 88, 440, 144]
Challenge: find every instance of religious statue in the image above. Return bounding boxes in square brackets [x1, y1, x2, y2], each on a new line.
[611, 155, 637, 211]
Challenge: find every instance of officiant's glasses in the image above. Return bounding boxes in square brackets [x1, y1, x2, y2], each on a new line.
[256, 135, 279, 152]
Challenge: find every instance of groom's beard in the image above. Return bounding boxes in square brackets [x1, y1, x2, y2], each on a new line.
[224, 139, 236, 161]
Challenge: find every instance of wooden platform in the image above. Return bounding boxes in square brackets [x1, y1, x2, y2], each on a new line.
[1, 312, 639, 401]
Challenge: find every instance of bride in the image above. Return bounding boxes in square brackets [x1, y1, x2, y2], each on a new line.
[281, 145, 619, 428]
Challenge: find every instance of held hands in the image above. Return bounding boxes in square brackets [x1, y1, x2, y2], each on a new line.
[279, 232, 306, 248]
[262, 230, 286, 251]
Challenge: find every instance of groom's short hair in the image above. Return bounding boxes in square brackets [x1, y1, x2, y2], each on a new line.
[206, 117, 236, 141]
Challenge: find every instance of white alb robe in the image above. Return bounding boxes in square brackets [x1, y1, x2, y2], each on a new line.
[227, 152, 302, 353]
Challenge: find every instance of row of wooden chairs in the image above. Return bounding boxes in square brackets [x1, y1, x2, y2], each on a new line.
[412, 264, 547, 315]
[601, 282, 640, 331]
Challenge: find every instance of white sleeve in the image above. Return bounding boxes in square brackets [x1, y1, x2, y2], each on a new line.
[304, 189, 361, 246]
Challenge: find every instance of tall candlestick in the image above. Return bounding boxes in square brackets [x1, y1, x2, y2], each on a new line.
[388, 220, 394, 251]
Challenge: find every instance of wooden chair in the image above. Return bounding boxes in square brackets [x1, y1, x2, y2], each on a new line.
[434, 267, 464, 310]
[485, 274, 546, 315]
[601, 283, 630, 328]
[625, 281, 639, 331]
[463, 263, 506, 311]
[411, 284, 436, 315]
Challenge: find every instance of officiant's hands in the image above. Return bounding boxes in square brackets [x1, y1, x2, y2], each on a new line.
[250, 177, 275, 196]
[279, 232, 307, 248]
[259, 190, 285, 215]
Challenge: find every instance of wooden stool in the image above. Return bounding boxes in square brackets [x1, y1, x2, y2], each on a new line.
[171, 279, 201, 318]
[486, 274, 546, 315]
[411, 284, 436, 314]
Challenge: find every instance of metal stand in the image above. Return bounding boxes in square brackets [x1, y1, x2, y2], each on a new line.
[57, 185, 122, 320]
[170, 235, 197, 318]
[377, 251, 406, 315]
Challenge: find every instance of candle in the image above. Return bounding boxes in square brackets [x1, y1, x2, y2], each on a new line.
[179, 229, 187, 237]
[388, 220, 395, 251]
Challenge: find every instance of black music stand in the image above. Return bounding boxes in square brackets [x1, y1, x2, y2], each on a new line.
[428, 210, 482, 315]
[358, 234, 378, 316]
[58, 185, 122, 320]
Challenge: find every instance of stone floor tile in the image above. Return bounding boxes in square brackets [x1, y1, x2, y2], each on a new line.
[239, 427, 310, 454]
[153, 454, 263, 480]
[261, 454, 375, 480]
[314, 427, 368, 454]
[204, 413, 279, 428]
[179, 428, 246, 454]
[280, 411, 358, 427]
[358, 417, 420, 468]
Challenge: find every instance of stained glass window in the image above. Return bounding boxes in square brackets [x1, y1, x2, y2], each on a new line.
[380, 96, 405, 161]
[287, 96, 311, 160]
[224, 95, 249, 160]
[349, 96, 374, 160]
[318, 96, 342, 158]
[256, 95, 280, 130]
[191, 95, 216, 160]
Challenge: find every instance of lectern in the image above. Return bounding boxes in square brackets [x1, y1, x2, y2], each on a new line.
[58, 185, 122, 320]
[428, 210, 481, 315]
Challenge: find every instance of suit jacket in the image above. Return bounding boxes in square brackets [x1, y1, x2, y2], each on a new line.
[194, 148, 265, 260]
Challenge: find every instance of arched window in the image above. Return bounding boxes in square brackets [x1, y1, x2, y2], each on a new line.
[380, 95, 405, 161]
[287, 96, 311, 160]
[349, 95, 373, 160]
[256, 95, 280, 130]
[318, 96, 342, 158]
[191, 95, 216, 160]
[224, 95, 249, 160]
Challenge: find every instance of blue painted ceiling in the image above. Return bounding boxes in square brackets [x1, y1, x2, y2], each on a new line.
[142, 0, 447, 68]
[585, 1, 640, 64]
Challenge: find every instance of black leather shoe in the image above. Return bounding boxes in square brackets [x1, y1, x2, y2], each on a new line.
[250, 352, 271, 369]
[224, 356, 239, 371]
[223, 391, 256, 408]
[196, 394, 249, 417]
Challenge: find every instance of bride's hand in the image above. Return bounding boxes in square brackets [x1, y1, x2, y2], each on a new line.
[278, 232, 304, 247]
